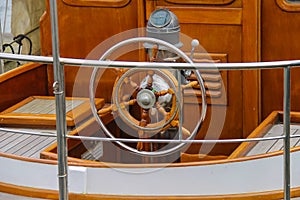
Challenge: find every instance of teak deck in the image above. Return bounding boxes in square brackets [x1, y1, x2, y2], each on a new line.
[0, 95, 104, 159]
[0, 128, 56, 158]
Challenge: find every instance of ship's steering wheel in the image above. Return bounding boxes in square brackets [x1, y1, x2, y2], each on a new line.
[89, 37, 207, 156]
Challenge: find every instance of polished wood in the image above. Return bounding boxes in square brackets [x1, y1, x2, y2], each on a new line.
[185, 52, 228, 105]
[276, 0, 300, 11]
[0, 63, 49, 112]
[180, 152, 227, 162]
[62, 0, 130, 7]
[36, 0, 263, 157]
[14, 0, 300, 161]
[164, 0, 235, 5]
[242, 0, 261, 136]
[40, 0, 141, 102]
[261, 0, 300, 119]
[163, 7, 242, 25]
[144, 0, 260, 156]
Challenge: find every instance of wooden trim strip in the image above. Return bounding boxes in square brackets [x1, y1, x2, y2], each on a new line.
[164, 0, 235, 5]
[0, 182, 59, 200]
[2, 140, 300, 168]
[241, 0, 261, 136]
[161, 7, 242, 25]
[0, 181, 300, 200]
[276, 0, 300, 12]
[62, 0, 131, 7]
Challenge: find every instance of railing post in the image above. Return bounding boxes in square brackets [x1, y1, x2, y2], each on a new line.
[49, 0, 69, 199]
[0, 21, 5, 74]
[283, 66, 291, 200]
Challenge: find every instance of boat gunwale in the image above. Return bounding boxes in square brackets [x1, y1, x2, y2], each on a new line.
[1, 144, 300, 169]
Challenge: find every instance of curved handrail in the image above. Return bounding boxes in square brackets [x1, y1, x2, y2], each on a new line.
[0, 52, 300, 70]
[0, 51, 297, 146]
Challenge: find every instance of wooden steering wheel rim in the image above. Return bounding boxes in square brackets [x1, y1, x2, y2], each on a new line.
[112, 68, 179, 134]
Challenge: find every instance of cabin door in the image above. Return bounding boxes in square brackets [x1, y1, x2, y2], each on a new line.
[261, 0, 300, 118]
[143, 0, 260, 155]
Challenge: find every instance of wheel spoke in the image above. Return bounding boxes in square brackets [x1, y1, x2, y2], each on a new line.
[155, 102, 168, 117]
[181, 81, 199, 90]
[97, 99, 137, 115]
[146, 71, 154, 90]
[150, 44, 158, 62]
[154, 88, 174, 97]
[136, 109, 151, 151]
[97, 104, 115, 115]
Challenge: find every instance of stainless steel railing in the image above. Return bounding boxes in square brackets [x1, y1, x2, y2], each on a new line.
[0, 0, 297, 199]
[0, 49, 295, 200]
[0, 45, 296, 200]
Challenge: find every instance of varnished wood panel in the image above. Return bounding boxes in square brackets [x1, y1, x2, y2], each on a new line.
[0, 63, 49, 112]
[37, 0, 261, 156]
[276, 0, 300, 11]
[261, 0, 300, 119]
[62, 0, 131, 7]
[41, 0, 139, 58]
[40, 0, 140, 99]
[163, 7, 242, 25]
[143, 0, 260, 155]
[164, 0, 235, 5]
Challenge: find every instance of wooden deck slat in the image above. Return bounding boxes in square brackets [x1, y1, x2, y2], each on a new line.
[268, 128, 298, 152]
[13, 99, 85, 114]
[24, 137, 56, 158]
[0, 134, 32, 152]
[0, 133, 21, 149]
[0, 128, 59, 158]
[4, 135, 36, 155]
[247, 124, 300, 156]
[0, 132, 10, 140]
[43, 102, 56, 114]
[0, 97, 92, 158]
[247, 124, 284, 156]
[11, 136, 48, 156]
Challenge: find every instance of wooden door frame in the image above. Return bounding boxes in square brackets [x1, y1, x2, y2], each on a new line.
[242, 0, 261, 136]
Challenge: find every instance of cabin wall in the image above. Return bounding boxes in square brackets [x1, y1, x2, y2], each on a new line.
[38, 0, 261, 157]
[261, 0, 300, 119]
[0, 63, 49, 112]
[40, 0, 140, 101]
[146, 0, 260, 155]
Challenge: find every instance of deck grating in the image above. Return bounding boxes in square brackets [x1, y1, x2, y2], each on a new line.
[13, 98, 84, 114]
[247, 124, 300, 156]
[0, 128, 57, 158]
[0, 97, 83, 158]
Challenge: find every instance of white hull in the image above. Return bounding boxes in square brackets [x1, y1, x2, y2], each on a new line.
[1, 150, 300, 197]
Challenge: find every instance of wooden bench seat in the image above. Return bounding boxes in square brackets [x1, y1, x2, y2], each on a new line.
[0, 96, 104, 127]
[229, 111, 300, 158]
